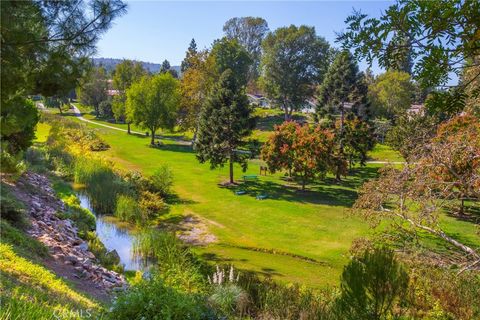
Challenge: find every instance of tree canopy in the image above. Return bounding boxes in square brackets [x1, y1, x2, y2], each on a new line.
[223, 17, 269, 83]
[111, 59, 147, 132]
[338, 0, 480, 113]
[126, 73, 180, 145]
[1, 0, 126, 171]
[261, 25, 331, 120]
[211, 37, 252, 88]
[368, 71, 414, 119]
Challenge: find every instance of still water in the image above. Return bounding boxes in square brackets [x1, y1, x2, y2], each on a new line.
[76, 193, 144, 271]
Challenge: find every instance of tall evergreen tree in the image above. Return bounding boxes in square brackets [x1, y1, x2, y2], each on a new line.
[181, 39, 198, 73]
[317, 51, 360, 126]
[316, 51, 361, 180]
[160, 60, 171, 73]
[196, 69, 256, 184]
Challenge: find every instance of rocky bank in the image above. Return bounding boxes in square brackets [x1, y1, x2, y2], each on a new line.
[11, 172, 127, 299]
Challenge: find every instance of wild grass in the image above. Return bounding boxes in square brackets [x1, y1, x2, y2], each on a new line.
[74, 157, 124, 214]
[133, 230, 208, 292]
[0, 241, 102, 320]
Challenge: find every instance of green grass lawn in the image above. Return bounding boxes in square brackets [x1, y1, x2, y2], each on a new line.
[368, 143, 403, 162]
[50, 112, 479, 288]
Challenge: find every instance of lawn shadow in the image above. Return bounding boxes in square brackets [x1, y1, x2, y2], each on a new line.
[152, 143, 194, 154]
[199, 252, 283, 277]
[223, 178, 358, 207]
[165, 193, 197, 205]
[256, 113, 307, 132]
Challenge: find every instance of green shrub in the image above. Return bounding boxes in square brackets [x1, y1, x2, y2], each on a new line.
[138, 190, 168, 221]
[52, 180, 96, 237]
[108, 276, 211, 320]
[406, 266, 480, 320]
[209, 284, 248, 318]
[238, 272, 336, 320]
[336, 247, 409, 320]
[149, 165, 174, 196]
[115, 195, 142, 224]
[208, 266, 248, 318]
[0, 184, 28, 228]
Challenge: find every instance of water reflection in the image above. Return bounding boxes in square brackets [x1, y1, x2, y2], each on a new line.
[76, 193, 147, 271]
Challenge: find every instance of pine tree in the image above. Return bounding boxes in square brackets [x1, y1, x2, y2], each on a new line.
[181, 38, 198, 73]
[196, 69, 256, 184]
[160, 59, 171, 73]
[316, 51, 361, 180]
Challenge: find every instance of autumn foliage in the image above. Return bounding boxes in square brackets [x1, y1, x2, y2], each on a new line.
[261, 121, 340, 190]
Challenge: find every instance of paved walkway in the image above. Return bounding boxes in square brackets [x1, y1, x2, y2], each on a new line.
[70, 104, 144, 135]
[70, 104, 192, 145]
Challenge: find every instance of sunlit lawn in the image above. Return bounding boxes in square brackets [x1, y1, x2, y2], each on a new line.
[51, 112, 479, 287]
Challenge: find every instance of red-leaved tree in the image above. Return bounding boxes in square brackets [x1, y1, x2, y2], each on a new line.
[262, 122, 339, 190]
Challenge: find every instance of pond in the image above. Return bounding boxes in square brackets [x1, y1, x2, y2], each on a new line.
[76, 193, 146, 271]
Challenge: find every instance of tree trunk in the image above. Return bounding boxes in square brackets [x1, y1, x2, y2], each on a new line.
[191, 125, 198, 147]
[150, 128, 155, 145]
[301, 174, 306, 191]
[229, 154, 234, 184]
[127, 123, 131, 135]
[336, 167, 342, 181]
[284, 107, 290, 121]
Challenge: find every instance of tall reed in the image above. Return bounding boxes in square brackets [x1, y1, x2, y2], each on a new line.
[74, 157, 124, 214]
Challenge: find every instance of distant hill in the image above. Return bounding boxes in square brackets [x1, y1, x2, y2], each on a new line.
[92, 57, 181, 75]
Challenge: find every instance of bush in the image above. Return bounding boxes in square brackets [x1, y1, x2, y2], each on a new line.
[208, 266, 248, 318]
[406, 266, 480, 320]
[336, 247, 409, 320]
[238, 272, 336, 320]
[63, 195, 96, 238]
[149, 165, 174, 196]
[138, 190, 168, 221]
[0, 184, 28, 228]
[108, 276, 211, 320]
[115, 195, 143, 224]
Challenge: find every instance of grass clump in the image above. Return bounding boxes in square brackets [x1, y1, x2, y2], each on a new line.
[74, 157, 124, 214]
[133, 230, 206, 292]
[0, 220, 48, 259]
[0, 183, 28, 229]
[115, 195, 143, 224]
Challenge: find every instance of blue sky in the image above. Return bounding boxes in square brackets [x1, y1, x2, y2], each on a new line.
[96, 1, 394, 73]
